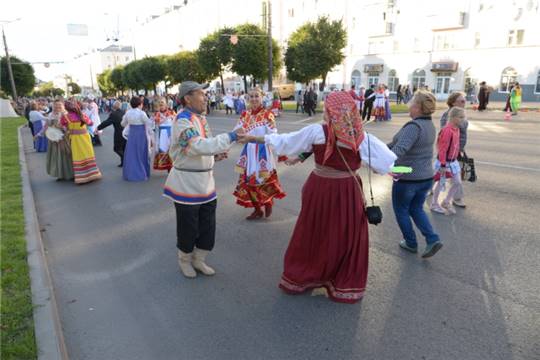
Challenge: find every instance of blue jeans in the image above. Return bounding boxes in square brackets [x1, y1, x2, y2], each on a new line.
[392, 180, 440, 247]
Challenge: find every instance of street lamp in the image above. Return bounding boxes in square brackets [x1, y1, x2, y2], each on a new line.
[1, 18, 22, 99]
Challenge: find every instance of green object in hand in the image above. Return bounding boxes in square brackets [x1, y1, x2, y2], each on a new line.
[391, 166, 413, 174]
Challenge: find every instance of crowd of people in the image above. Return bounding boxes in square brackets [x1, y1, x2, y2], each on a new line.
[21, 78, 480, 305]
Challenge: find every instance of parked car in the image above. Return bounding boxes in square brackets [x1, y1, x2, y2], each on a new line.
[272, 84, 295, 100]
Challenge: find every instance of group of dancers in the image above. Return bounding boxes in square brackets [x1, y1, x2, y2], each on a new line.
[31, 81, 459, 305]
[348, 83, 393, 122]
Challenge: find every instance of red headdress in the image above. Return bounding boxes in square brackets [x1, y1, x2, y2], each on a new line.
[323, 92, 364, 164]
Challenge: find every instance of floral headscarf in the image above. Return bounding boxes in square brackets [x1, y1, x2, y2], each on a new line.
[323, 92, 364, 164]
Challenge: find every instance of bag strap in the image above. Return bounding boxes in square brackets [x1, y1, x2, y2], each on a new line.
[335, 133, 374, 207]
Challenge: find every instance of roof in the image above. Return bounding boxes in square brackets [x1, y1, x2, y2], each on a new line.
[100, 45, 133, 53]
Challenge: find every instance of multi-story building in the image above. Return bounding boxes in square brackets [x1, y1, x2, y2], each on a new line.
[128, 0, 540, 101]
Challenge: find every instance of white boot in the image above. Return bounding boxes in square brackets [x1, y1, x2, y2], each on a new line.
[177, 250, 196, 278]
[192, 248, 215, 276]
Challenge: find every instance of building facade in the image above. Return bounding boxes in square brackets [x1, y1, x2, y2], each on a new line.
[106, 0, 540, 101]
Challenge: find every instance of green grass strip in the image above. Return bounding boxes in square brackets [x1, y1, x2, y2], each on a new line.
[1, 117, 37, 359]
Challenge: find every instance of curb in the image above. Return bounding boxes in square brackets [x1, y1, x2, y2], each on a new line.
[18, 126, 69, 360]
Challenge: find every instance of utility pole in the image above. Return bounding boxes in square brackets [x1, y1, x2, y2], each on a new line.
[267, 0, 273, 92]
[2, 26, 18, 99]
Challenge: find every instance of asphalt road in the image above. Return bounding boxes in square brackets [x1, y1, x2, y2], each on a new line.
[23, 109, 540, 360]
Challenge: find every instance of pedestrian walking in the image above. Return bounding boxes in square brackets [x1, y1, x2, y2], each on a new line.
[232, 87, 286, 220]
[121, 96, 153, 182]
[477, 81, 490, 111]
[163, 81, 242, 278]
[295, 89, 304, 113]
[362, 84, 376, 121]
[439, 91, 468, 208]
[387, 90, 443, 258]
[431, 107, 466, 215]
[97, 100, 126, 167]
[510, 82, 522, 115]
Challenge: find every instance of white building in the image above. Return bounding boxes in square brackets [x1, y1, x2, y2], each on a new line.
[124, 0, 540, 101]
[68, 45, 134, 89]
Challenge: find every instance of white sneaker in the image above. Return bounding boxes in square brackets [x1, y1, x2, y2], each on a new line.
[430, 204, 446, 214]
[441, 201, 456, 215]
[453, 199, 466, 208]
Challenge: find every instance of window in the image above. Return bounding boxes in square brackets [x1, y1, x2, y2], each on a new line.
[535, 71, 540, 93]
[385, 22, 394, 34]
[393, 40, 399, 52]
[351, 70, 361, 87]
[508, 29, 525, 46]
[125, 56, 129, 61]
[412, 69, 426, 91]
[388, 69, 399, 91]
[436, 34, 454, 50]
[288, 8, 294, 17]
[499, 67, 517, 92]
[474, 32, 480, 48]
[368, 76, 379, 87]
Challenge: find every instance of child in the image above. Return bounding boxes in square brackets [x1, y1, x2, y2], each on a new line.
[431, 107, 466, 215]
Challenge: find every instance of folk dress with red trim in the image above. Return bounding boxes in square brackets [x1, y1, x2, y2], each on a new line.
[163, 109, 232, 205]
[152, 109, 176, 171]
[232, 108, 286, 207]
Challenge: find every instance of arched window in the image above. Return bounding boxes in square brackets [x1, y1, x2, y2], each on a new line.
[412, 69, 426, 91]
[351, 70, 361, 87]
[536, 70, 540, 94]
[388, 69, 399, 91]
[499, 67, 517, 92]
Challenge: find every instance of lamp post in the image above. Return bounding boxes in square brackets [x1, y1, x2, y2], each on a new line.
[267, 0, 273, 93]
[1, 18, 21, 99]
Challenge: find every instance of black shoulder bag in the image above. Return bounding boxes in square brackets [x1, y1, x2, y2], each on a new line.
[337, 133, 383, 225]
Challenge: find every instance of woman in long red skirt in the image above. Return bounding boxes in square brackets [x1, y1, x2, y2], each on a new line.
[242, 92, 370, 303]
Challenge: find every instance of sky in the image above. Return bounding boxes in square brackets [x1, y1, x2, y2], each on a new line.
[2, 0, 174, 81]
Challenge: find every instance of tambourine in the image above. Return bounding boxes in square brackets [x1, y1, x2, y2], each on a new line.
[45, 127, 64, 142]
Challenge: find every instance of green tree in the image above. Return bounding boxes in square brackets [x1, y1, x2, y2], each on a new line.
[110, 66, 126, 93]
[68, 81, 81, 95]
[197, 27, 235, 93]
[166, 51, 207, 85]
[285, 16, 347, 89]
[138, 56, 166, 93]
[32, 81, 64, 97]
[97, 69, 115, 96]
[231, 23, 281, 91]
[123, 60, 145, 92]
[0, 56, 36, 97]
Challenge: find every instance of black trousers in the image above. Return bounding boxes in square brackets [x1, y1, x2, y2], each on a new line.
[174, 200, 217, 253]
[362, 102, 373, 121]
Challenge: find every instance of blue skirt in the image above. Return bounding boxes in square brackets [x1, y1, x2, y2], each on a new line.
[33, 121, 48, 152]
[384, 98, 392, 121]
[123, 124, 150, 181]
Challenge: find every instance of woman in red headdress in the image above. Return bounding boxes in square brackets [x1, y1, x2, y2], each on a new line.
[242, 92, 373, 303]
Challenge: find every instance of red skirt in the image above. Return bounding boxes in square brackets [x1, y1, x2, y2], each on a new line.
[279, 172, 369, 303]
[233, 170, 286, 207]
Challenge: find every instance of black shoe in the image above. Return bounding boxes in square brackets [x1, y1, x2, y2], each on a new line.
[117, 163, 123, 167]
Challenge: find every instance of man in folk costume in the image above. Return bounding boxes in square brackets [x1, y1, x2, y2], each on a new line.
[163, 81, 243, 278]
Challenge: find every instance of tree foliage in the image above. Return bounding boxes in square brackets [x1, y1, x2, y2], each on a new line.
[285, 16, 347, 88]
[110, 66, 126, 92]
[166, 51, 207, 85]
[231, 24, 281, 90]
[97, 69, 115, 96]
[0, 56, 36, 97]
[122, 60, 145, 91]
[68, 82, 81, 95]
[138, 56, 166, 91]
[32, 81, 64, 97]
[197, 27, 235, 92]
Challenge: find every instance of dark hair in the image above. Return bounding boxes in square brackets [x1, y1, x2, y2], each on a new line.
[351, 85, 356, 89]
[130, 96, 142, 108]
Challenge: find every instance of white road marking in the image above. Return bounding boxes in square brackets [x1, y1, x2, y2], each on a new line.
[476, 161, 540, 172]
